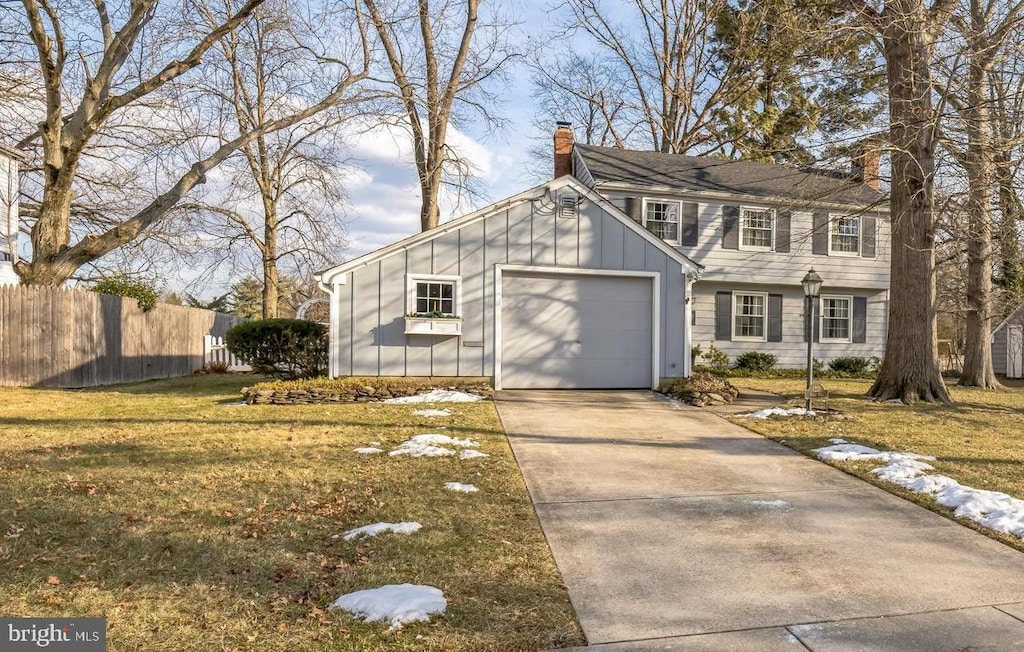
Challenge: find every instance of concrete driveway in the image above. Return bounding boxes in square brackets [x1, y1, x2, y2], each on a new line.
[495, 390, 1024, 651]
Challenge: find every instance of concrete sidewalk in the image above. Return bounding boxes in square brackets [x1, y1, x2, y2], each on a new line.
[495, 390, 1024, 651]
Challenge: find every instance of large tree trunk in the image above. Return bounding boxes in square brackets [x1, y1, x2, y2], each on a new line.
[262, 198, 278, 319]
[958, 52, 1000, 388]
[868, 0, 951, 404]
[419, 169, 442, 231]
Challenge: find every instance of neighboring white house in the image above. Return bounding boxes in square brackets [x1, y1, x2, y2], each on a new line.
[993, 303, 1024, 379]
[315, 124, 890, 387]
[563, 126, 891, 368]
[0, 144, 24, 286]
[316, 176, 703, 389]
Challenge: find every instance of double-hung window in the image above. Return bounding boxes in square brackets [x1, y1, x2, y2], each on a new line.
[733, 292, 767, 341]
[642, 199, 680, 244]
[740, 208, 774, 249]
[830, 216, 860, 255]
[820, 295, 852, 342]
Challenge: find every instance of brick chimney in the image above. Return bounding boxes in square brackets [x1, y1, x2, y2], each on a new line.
[851, 145, 880, 191]
[553, 121, 574, 179]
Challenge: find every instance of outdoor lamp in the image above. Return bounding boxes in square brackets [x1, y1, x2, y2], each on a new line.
[802, 268, 823, 411]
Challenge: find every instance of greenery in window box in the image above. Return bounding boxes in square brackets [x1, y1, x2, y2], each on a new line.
[407, 311, 461, 319]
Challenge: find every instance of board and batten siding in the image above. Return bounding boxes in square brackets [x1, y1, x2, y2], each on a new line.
[327, 187, 691, 379]
[993, 328, 1008, 376]
[691, 283, 888, 367]
[602, 191, 891, 290]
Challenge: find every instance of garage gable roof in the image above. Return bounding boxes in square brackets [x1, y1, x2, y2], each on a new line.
[994, 302, 1024, 335]
[317, 176, 703, 285]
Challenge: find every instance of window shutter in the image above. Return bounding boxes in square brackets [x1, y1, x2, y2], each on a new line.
[716, 292, 732, 340]
[775, 210, 791, 253]
[722, 206, 740, 249]
[768, 294, 783, 342]
[853, 296, 868, 343]
[624, 197, 643, 223]
[812, 211, 829, 255]
[681, 202, 699, 246]
[861, 217, 877, 258]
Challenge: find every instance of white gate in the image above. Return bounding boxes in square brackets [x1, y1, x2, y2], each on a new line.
[203, 335, 252, 372]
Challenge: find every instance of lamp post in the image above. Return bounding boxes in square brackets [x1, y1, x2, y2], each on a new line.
[802, 268, 823, 411]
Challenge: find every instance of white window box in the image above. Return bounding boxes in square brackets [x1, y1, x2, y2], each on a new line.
[404, 316, 463, 336]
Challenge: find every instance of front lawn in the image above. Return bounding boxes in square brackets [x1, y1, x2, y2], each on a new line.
[730, 377, 1024, 552]
[0, 375, 582, 651]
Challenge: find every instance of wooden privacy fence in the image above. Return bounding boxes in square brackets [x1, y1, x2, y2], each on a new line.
[0, 285, 244, 388]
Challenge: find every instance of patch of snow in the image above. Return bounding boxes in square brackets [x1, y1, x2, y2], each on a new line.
[820, 439, 1024, 540]
[369, 441, 381, 446]
[459, 449, 490, 460]
[388, 433, 479, 458]
[354, 447, 384, 455]
[412, 408, 451, 417]
[408, 434, 479, 447]
[885, 398, 904, 404]
[737, 407, 815, 419]
[341, 522, 422, 541]
[384, 390, 482, 404]
[828, 438, 848, 444]
[330, 584, 446, 630]
[444, 482, 478, 493]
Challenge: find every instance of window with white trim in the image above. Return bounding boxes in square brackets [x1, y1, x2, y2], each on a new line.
[830, 216, 860, 255]
[740, 208, 774, 249]
[733, 292, 767, 341]
[406, 274, 461, 317]
[821, 295, 852, 342]
[642, 199, 680, 244]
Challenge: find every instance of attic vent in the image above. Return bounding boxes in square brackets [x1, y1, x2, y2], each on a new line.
[559, 195, 579, 219]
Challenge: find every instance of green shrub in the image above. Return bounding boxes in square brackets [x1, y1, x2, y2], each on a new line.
[701, 343, 730, 370]
[828, 356, 872, 375]
[734, 351, 777, 371]
[93, 276, 159, 312]
[225, 319, 327, 378]
[690, 343, 703, 363]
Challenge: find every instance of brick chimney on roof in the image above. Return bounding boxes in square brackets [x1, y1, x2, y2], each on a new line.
[553, 121, 574, 179]
[851, 145, 880, 191]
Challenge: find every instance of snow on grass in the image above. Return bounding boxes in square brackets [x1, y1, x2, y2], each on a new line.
[444, 482, 478, 493]
[339, 522, 422, 541]
[813, 441, 1024, 539]
[354, 447, 384, 455]
[412, 408, 451, 417]
[737, 407, 815, 419]
[384, 390, 482, 404]
[388, 434, 479, 458]
[330, 584, 446, 630]
[459, 449, 490, 460]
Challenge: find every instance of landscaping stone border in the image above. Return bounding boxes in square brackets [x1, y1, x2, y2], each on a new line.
[241, 378, 494, 405]
[658, 372, 740, 407]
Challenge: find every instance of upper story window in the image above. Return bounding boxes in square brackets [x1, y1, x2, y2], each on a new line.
[740, 208, 774, 250]
[830, 216, 860, 255]
[642, 199, 680, 244]
[406, 274, 462, 317]
[733, 292, 767, 341]
[821, 295, 852, 342]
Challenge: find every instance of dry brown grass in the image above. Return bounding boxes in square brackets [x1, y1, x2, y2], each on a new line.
[729, 377, 1024, 551]
[0, 375, 582, 651]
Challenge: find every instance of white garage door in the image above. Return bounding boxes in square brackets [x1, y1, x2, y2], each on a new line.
[500, 272, 654, 389]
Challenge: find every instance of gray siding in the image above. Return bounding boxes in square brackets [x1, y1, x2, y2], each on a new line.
[692, 282, 887, 368]
[329, 187, 690, 380]
[993, 328, 1007, 376]
[602, 190, 891, 290]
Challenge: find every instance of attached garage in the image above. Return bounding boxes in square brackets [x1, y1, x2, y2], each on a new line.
[316, 177, 702, 388]
[498, 270, 656, 389]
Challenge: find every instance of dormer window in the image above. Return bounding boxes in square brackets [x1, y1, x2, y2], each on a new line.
[642, 199, 681, 244]
[740, 208, 774, 250]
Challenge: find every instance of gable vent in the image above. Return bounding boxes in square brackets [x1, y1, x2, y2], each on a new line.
[559, 195, 579, 219]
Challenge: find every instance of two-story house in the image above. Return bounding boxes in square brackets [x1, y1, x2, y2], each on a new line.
[315, 124, 889, 388]
[0, 144, 22, 286]
[566, 134, 890, 368]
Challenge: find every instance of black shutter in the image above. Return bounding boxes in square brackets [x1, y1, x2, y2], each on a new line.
[681, 202, 699, 246]
[853, 296, 867, 343]
[812, 211, 829, 255]
[775, 210, 791, 253]
[861, 217, 877, 258]
[624, 197, 643, 223]
[722, 205, 740, 249]
[768, 294, 783, 342]
[716, 292, 732, 341]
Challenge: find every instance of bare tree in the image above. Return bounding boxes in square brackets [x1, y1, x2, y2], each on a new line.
[182, 0, 359, 318]
[5, 0, 370, 286]
[362, 0, 517, 232]
[858, 0, 956, 404]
